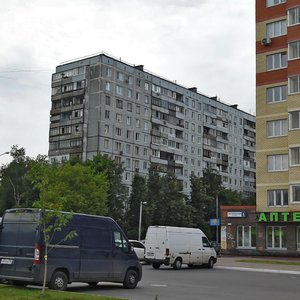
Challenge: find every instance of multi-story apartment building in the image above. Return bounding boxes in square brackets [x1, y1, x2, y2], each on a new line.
[49, 53, 256, 197]
[256, 0, 300, 255]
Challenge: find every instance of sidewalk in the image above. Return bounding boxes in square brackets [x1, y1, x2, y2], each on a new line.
[215, 255, 300, 275]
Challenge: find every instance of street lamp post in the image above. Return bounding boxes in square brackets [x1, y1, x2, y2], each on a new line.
[216, 193, 219, 244]
[138, 201, 147, 241]
[0, 152, 9, 157]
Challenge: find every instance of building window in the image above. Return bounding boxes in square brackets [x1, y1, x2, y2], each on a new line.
[127, 102, 132, 112]
[136, 119, 140, 128]
[267, 85, 287, 103]
[104, 124, 109, 134]
[135, 132, 140, 141]
[266, 20, 287, 37]
[105, 95, 111, 105]
[290, 184, 300, 203]
[126, 144, 131, 154]
[237, 226, 256, 248]
[105, 82, 111, 91]
[267, 52, 287, 71]
[288, 41, 300, 60]
[267, 154, 288, 171]
[267, 189, 288, 206]
[127, 116, 132, 126]
[106, 67, 112, 77]
[290, 147, 300, 166]
[116, 113, 122, 123]
[127, 89, 132, 98]
[104, 139, 109, 149]
[115, 127, 122, 137]
[266, 226, 286, 249]
[289, 110, 300, 129]
[266, 0, 286, 7]
[136, 92, 140, 101]
[288, 7, 300, 26]
[105, 110, 110, 119]
[117, 71, 124, 81]
[115, 141, 121, 151]
[267, 119, 287, 137]
[297, 227, 300, 250]
[289, 75, 300, 94]
[116, 85, 123, 96]
[135, 147, 140, 156]
[116, 99, 123, 109]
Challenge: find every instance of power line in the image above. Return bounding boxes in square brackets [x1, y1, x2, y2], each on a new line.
[0, 67, 53, 73]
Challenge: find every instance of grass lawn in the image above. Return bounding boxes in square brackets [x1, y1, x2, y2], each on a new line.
[0, 284, 125, 300]
[237, 259, 300, 266]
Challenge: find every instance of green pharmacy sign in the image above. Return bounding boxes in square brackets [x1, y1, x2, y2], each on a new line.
[258, 212, 300, 222]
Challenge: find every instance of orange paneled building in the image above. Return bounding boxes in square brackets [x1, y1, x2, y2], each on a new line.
[256, 0, 300, 256]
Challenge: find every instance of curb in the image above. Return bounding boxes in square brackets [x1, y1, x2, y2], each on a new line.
[215, 265, 300, 275]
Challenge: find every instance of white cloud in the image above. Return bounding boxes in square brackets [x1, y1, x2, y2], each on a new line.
[0, 0, 255, 164]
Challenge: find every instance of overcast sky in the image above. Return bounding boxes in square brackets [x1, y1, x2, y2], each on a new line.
[0, 0, 255, 165]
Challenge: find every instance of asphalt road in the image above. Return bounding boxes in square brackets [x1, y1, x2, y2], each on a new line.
[67, 264, 300, 300]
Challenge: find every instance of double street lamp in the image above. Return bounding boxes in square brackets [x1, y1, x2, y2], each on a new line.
[138, 201, 147, 241]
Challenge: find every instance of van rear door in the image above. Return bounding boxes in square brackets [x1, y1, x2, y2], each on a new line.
[145, 227, 166, 260]
[0, 210, 38, 279]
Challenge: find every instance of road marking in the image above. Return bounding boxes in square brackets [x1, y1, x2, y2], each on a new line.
[151, 284, 168, 287]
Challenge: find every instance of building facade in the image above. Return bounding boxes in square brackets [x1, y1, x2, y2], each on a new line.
[256, 0, 300, 255]
[220, 205, 257, 255]
[49, 53, 256, 197]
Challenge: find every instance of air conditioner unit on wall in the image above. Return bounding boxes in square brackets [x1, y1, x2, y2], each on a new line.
[261, 37, 272, 46]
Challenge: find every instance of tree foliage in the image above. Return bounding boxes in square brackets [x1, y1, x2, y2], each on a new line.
[125, 173, 147, 239]
[0, 145, 35, 214]
[86, 155, 128, 225]
[28, 161, 108, 215]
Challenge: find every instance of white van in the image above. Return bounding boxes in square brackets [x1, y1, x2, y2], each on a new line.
[144, 226, 217, 269]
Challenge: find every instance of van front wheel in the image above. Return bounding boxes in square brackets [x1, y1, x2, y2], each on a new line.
[49, 271, 68, 291]
[173, 258, 182, 270]
[207, 257, 214, 269]
[123, 269, 138, 289]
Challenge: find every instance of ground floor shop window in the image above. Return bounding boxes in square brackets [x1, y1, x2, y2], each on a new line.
[266, 226, 286, 249]
[297, 227, 300, 250]
[237, 225, 256, 248]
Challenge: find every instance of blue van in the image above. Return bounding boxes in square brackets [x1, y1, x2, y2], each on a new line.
[0, 208, 142, 290]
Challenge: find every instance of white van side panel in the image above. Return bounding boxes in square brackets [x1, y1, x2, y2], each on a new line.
[145, 226, 216, 266]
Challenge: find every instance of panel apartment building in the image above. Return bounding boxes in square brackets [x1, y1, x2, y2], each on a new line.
[49, 53, 256, 197]
[256, 0, 300, 255]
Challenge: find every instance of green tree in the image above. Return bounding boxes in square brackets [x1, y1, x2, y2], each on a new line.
[86, 155, 128, 226]
[218, 189, 242, 206]
[145, 167, 193, 228]
[160, 173, 192, 227]
[28, 161, 108, 215]
[0, 145, 35, 214]
[126, 173, 147, 239]
[189, 174, 212, 236]
[146, 165, 163, 226]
